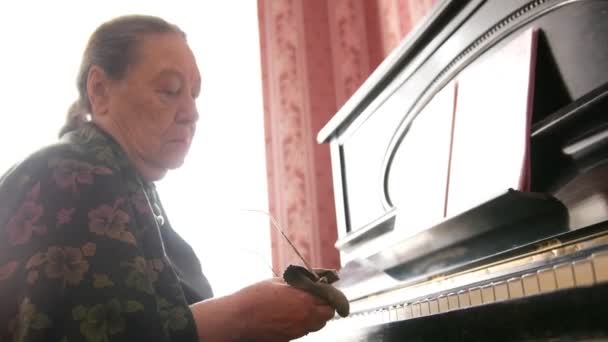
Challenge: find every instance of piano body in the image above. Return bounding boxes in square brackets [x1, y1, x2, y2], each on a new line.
[308, 0, 608, 340]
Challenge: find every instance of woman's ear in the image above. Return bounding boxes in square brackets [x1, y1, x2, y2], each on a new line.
[87, 65, 111, 116]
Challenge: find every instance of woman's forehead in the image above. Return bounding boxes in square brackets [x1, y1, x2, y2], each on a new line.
[132, 33, 200, 81]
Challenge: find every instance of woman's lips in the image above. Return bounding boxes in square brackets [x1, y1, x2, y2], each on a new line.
[167, 137, 191, 149]
[167, 127, 194, 146]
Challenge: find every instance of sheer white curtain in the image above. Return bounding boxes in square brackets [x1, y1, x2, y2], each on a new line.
[0, 0, 271, 296]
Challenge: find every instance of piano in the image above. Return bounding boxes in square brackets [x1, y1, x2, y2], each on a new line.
[304, 0, 608, 340]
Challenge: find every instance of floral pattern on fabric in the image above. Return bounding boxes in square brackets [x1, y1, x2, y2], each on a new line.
[88, 199, 136, 245]
[24, 246, 90, 286]
[0, 124, 208, 342]
[7, 183, 47, 246]
[8, 298, 52, 341]
[71, 299, 145, 342]
[50, 158, 112, 194]
[0, 261, 18, 281]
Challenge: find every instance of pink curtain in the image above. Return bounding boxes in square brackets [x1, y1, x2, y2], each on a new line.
[258, 0, 437, 272]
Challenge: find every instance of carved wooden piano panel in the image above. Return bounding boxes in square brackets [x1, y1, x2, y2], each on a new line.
[307, 0, 608, 340]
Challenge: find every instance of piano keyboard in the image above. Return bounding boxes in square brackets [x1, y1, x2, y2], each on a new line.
[319, 244, 608, 333]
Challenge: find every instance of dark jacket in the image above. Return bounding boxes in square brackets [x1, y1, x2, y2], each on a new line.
[0, 123, 213, 341]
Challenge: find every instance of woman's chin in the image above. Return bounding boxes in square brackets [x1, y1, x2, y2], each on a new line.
[162, 143, 191, 169]
[164, 156, 186, 170]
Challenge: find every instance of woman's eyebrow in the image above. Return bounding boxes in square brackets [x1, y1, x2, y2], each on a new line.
[155, 69, 184, 81]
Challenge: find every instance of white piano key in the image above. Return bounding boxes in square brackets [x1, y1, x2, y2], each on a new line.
[537, 268, 557, 292]
[554, 263, 575, 289]
[359, 313, 367, 327]
[481, 284, 495, 304]
[370, 311, 377, 325]
[429, 299, 439, 315]
[573, 259, 595, 287]
[382, 308, 390, 323]
[388, 306, 397, 322]
[412, 302, 421, 318]
[357, 313, 364, 326]
[396, 304, 406, 321]
[458, 290, 470, 308]
[494, 281, 509, 301]
[438, 295, 449, 313]
[522, 273, 540, 296]
[447, 293, 459, 311]
[367, 312, 376, 327]
[469, 287, 482, 306]
[507, 278, 524, 299]
[370, 310, 378, 325]
[420, 300, 430, 316]
[592, 250, 608, 283]
[404, 304, 413, 319]
[351, 314, 360, 327]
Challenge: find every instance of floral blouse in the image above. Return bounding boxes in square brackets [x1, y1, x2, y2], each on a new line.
[0, 124, 213, 342]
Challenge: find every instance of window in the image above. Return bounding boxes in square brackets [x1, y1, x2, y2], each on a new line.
[0, 1, 271, 297]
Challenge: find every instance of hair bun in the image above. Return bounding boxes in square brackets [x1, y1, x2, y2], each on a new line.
[59, 99, 90, 137]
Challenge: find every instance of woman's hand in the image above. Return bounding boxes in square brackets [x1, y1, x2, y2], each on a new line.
[190, 278, 335, 342]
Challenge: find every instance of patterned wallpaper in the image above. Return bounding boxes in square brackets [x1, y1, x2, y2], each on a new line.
[258, 0, 437, 272]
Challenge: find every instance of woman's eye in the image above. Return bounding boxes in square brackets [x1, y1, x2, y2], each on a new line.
[159, 88, 180, 97]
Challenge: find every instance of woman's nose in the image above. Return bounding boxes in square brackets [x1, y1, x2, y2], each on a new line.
[176, 97, 199, 124]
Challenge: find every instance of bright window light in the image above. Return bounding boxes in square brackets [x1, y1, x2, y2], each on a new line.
[0, 0, 272, 297]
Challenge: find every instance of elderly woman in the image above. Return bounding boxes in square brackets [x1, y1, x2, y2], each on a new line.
[0, 15, 334, 342]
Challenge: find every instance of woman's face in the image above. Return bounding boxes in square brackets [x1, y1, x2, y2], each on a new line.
[102, 33, 201, 175]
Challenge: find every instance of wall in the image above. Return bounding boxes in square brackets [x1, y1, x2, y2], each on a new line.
[258, 0, 438, 271]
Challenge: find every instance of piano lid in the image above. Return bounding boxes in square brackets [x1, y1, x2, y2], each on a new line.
[304, 0, 608, 339]
[317, 0, 608, 297]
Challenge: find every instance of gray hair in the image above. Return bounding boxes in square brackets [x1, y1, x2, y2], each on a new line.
[59, 15, 185, 137]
